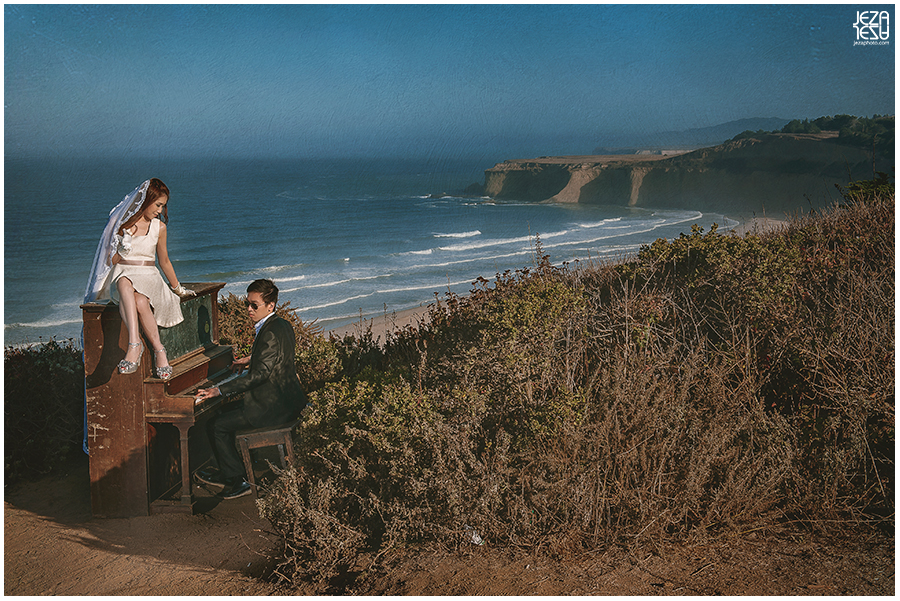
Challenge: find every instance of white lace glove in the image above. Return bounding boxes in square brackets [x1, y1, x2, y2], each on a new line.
[171, 284, 196, 297]
[116, 231, 133, 257]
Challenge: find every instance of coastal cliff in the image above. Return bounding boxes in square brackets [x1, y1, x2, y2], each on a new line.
[484, 134, 889, 213]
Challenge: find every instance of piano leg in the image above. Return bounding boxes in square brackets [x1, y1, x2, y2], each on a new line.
[175, 422, 194, 508]
[148, 420, 198, 514]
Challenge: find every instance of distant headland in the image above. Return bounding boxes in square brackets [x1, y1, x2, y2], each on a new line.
[481, 116, 894, 214]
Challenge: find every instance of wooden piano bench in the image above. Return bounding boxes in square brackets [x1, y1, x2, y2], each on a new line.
[235, 418, 302, 498]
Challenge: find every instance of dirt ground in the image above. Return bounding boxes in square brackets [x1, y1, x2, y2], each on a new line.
[4, 453, 895, 596]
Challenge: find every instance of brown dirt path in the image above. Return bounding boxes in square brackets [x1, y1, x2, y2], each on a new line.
[4, 453, 894, 595]
[4, 455, 290, 595]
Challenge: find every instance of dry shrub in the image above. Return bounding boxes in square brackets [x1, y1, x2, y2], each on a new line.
[259, 376, 497, 584]
[771, 191, 895, 522]
[259, 462, 368, 586]
[258, 181, 894, 584]
[450, 272, 797, 553]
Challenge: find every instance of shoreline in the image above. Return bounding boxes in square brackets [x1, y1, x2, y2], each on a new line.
[322, 215, 788, 343]
[727, 215, 788, 237]
[5, 216, 788, 350]
[325, 304, 433, 344]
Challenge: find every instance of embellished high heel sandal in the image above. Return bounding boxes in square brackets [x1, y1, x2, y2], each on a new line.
[154, 347, 173, 380]
[118, 342, 143, 374]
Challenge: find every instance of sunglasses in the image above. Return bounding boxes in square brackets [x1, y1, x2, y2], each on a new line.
[244, 300, 264, 310]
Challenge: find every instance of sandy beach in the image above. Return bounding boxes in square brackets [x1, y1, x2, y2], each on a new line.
[326, 304, 434, 344]
[728, 216, 787, 237]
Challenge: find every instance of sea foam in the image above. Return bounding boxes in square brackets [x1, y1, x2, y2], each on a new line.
[433, 230, 481, 238]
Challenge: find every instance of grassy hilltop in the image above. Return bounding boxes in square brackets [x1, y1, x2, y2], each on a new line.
[4, 176, 894, 590]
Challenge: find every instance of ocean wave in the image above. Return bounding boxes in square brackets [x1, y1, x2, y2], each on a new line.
[542, 215, 700, 250]
[575, 217, 623, 228]
[272, 273, 307, 284]
[283, 272, 393, 293]
[433, 230, 481, 239]
[296, 277, 474, 314]
[403, 249, 532, 270]
[5, 316, 83, 329]
[259, 262, 307, 273]
[663, 211, 705, 227]
[547, 224, 662, 248]
[50, 299, 84, 310]
[544, 228, 640, 249]
[553, 243, 645, 259]
[227, 271, 308, 289]
[438, 229, 568, 252]
[281, 279, 350, 292]
[377, 278, 473, 295]
[651, 210, 704, 221]
[224, 279, 253, 290]
[298, 293, 374, 312]
[313, 302, 432, 329]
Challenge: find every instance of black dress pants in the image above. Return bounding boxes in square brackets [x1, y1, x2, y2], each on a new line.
[207, 407, 254, 480]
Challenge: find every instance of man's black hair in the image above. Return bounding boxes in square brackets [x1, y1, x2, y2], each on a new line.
[247, 278, 278, 306]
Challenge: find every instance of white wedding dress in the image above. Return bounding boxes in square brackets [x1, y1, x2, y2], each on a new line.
[108, 218, 184, 328]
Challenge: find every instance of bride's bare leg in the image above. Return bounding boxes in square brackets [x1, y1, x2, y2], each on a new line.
[134, 294, 168, 369]
[116, 277, 143, 364]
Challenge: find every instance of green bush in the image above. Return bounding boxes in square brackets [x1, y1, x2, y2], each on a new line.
[624, 222, 801, 337]
[4, 340, 85, 484]
[260, 375, 453, 583]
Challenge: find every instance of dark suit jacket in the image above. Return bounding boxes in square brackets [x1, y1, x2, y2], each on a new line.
[218, 315, 305, 427]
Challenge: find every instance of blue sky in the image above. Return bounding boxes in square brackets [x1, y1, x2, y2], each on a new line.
[4, 3, 895, 160]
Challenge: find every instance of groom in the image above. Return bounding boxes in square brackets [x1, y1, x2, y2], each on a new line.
[194, 278, 306, 499]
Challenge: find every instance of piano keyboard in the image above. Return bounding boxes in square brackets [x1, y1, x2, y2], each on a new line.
[194, 370, 244, 404]
[215, 371, 244, 388]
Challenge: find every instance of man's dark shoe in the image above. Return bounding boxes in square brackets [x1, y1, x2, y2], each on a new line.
[194, 467, 228, 488]
[219, 479, 253, 499]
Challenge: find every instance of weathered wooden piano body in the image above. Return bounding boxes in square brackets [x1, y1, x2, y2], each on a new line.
[81, 282, 235, 518]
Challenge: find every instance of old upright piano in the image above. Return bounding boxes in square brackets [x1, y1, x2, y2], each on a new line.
[81, 282, 236, 518]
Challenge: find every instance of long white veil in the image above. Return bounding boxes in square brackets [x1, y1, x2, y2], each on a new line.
[82, 179, 151, 454]
[83, 179, 150, 304]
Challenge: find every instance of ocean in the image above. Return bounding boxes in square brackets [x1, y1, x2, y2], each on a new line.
[4, 155, 737, 347]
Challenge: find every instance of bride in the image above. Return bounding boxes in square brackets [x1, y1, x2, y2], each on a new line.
[84, 178, 194, 379]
